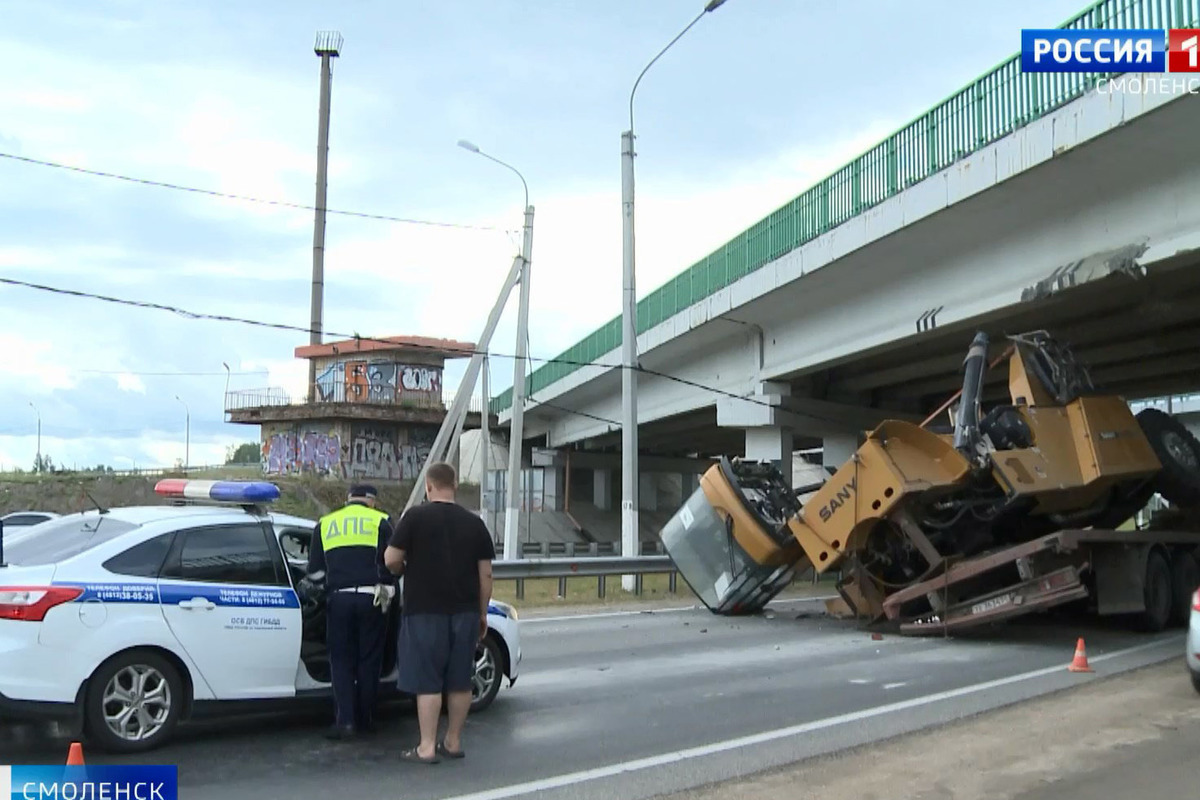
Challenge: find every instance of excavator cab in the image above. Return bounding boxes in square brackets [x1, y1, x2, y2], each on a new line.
[660, 458, 807, 615]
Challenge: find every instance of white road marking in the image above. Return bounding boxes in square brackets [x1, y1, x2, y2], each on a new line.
[523, 596, 837, 624]
[440, 637, 1173, 800]
[884, 682, 907, 690]
[848, 679, 871, 684]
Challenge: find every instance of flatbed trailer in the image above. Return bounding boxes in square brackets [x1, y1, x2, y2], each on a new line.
[876, 521, 1200, 635]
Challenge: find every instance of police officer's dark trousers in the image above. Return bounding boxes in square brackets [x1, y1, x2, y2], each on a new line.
[327, 590, 386, 729]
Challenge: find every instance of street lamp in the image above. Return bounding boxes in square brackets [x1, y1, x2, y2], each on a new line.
[620, 0, 730, 589]
[28, 401, 40, 473]
[458, 138, 535, 561]
[174, 395, 190, 471]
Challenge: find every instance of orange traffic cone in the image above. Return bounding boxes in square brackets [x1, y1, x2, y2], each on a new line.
[66, 742, 85, 765]
[1067, 637, 1093, 673]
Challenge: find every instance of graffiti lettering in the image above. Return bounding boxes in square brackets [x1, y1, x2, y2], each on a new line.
[401, 366, 440, 394]
[263, 432, 343, 477]
[348, 425, 436, 481]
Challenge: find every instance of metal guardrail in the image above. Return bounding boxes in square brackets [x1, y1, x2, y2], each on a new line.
[225, 386, 484, 415]
[506, 540, 660, 557]
[493, 555, 679, 600]
[493, 0, 1200, 415]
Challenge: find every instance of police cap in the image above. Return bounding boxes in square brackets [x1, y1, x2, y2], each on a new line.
[349, 484, 379, 500]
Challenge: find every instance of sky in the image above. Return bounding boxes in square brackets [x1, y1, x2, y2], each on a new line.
[0, 0, 1092, 472]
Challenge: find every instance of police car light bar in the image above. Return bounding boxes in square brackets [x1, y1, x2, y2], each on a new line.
[154, 479, 281, 504]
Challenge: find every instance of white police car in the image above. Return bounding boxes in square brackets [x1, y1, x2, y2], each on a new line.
[0, 480, 521, 752]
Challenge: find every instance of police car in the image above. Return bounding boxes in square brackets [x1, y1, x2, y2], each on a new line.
[0, 480, 521, 753]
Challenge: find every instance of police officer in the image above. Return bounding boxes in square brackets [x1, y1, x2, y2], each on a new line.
[305, 484, 395, 739]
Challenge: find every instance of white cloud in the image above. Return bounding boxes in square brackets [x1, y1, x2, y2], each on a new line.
[0, 333, 77, 392]
[115, 373, 146, 393]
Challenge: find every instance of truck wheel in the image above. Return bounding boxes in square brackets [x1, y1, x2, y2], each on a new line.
[1136, 408, 1200, 508]
[1170, 550, 1200, 627]
[1135, 549, 1173, 632]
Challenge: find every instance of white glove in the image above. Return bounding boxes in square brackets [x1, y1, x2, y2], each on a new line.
[372, 584, 395, 611]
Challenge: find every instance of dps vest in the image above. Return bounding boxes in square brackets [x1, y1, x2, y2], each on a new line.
[319, 504, 389, 552]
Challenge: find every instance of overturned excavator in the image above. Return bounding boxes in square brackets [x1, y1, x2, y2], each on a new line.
[660, 330, 1200, 626]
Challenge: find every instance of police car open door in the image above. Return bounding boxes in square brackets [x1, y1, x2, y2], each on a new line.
[157, 522, 302, 699]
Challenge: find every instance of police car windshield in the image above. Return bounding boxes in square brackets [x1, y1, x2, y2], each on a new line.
[4, 515, 137, 565]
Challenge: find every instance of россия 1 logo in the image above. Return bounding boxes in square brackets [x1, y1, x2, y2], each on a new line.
[1020, 28, 1199, 72]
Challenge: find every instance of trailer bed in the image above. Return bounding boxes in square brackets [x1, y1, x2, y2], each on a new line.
[876, 527, 1200, 635]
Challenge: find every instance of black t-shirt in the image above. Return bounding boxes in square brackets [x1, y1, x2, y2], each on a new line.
[389, 500, 496, 615]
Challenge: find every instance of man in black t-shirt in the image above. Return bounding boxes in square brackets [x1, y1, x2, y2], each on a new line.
[384, 461, 495, 764]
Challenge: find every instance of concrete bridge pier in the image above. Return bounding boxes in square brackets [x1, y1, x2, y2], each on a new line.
[822, 433, 858, 472]
[593, 468, 614, 511]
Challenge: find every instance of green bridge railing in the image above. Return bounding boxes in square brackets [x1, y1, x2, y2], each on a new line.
[492, 0, 1200, 415]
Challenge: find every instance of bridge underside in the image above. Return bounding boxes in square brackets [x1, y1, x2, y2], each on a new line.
[536, 250, 1200, 459]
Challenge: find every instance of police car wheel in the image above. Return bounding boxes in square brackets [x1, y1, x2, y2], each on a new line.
[84, 650, 184, 753]
[470, 635, 502, 713]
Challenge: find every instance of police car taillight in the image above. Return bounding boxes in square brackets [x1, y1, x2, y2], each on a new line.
[0, 586, 84, 622]
[154, 479, 281, 503]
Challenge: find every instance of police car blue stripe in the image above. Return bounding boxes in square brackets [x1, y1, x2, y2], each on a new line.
[55, 582, 300, 609]
[487, 603, 507, 618]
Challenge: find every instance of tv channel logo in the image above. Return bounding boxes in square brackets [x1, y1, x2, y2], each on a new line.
[1169, 29, 1200, 72]
[3, 764, 179, 800]
[1021, 29, 1166, 72]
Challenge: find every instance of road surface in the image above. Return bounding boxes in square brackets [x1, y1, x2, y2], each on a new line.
[1, 598, 1184, 800]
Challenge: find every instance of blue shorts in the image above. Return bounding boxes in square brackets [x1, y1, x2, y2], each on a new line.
[397, 611, 480, 695]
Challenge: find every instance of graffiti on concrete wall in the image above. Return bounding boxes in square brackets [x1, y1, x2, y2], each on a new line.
[400, 365, 440, 394]
[262, 430, 344, 477]
[347, 424, 438, 481]
[312, 358, 442, 404]
[400, 426, 435, 480]
[367, 362, 398, 402]
[350, 424, 401, 480]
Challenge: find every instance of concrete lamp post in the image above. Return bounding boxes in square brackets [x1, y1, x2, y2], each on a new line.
[620, 0, 731, 589]
[458, 139, 535, 561]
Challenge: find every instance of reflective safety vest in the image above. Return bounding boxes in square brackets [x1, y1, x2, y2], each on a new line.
[319, 504, 389, 552]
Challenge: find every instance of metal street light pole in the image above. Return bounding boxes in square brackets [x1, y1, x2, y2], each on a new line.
[458, 139, 534, 561]
[481, 353, 491, 520]
[28, 401, 40, 473]
[175, 396, 190, 471]
[620, 0, 729, 589]
[309, 31, 342, 403]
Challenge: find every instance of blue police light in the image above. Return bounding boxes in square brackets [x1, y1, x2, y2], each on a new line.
[155, 479, 281, 503]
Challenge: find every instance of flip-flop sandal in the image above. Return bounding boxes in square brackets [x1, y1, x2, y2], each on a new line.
[400, 747, 440, 765]
[437, 741, 466, 759]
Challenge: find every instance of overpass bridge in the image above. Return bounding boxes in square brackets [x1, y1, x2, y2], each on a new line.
[489, 0, 1200, 526]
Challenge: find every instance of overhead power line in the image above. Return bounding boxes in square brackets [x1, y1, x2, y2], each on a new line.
[0, 275, 863, 428]
[0, 151, 508, 233]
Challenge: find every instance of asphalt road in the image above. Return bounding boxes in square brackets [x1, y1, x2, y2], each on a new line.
[1, 598, 1184, 800]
